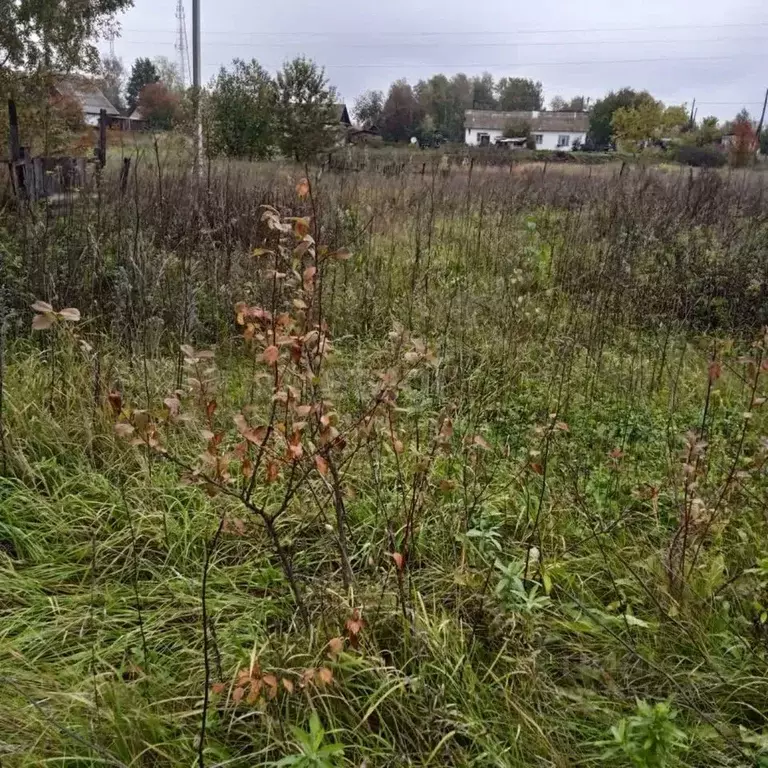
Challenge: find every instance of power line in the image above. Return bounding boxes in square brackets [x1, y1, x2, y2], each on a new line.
[120, 20, 768, 37]
[116, 45, 768, 68]
[117, 35, 768, 48]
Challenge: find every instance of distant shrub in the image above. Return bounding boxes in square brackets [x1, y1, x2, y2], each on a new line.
[674, 145, 727, 168]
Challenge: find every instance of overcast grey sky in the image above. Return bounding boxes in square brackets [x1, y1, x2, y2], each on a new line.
[105, 0, 768, 120]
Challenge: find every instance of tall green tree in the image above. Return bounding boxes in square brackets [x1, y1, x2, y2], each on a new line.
[0, 0, 132, 73]
[275, 57, 337, 161]
[209, 59, 276, 158]
[99, 54, 124, 111]
[496, 77, 543, 111]
[471, 72, 497, 110]
[353, 90, 384, 126]
[611, 99, 664, 148]
[153, 56, 184, 93]
[550, 94, 585, 111]
[127, 57, 159, 111]
[588, 88, 653, 148]
[380, 79, 423, 142]
[661, 105, 690, 134]
[414, 73, 472, 141]
[696, 115, 721, 146]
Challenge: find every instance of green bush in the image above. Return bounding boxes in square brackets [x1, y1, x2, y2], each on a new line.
[674, 144, 727, 168]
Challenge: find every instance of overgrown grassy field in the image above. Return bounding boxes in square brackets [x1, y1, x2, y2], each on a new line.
[2, 160, 768, 767]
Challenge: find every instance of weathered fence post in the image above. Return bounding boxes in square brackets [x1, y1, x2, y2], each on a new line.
[97, 109, 107, 168]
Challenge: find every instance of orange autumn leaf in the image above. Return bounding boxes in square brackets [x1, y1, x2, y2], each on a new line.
[315, 455, 329, 476]
[316, 667, 333, 686]
[266, 460, 279, 483]
[288, 440, 303, 460]
[391, 551, 404, 571]
[263, 345, 279, 365]
[296, 178, 310, 199]
[328, 636, 345, 657]
[282, 678, 294, 694]
[262, 673, 278, 699]
[232, 686, 245, 705]
[345, 610, 364, 637]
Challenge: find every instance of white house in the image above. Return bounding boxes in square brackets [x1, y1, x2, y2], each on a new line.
[464, 109, 589, 151]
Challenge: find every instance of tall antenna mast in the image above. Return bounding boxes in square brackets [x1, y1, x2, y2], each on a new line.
[108, 31, 116, 58]
[175, 0, 190, 88]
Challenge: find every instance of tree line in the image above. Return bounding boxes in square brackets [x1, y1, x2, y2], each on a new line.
[355, 74, 587, 145]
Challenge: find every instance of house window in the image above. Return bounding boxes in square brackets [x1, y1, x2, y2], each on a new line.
[478, 132, 490, 146]
[557, 134, 570, 147]
[534, 134, 543, 146]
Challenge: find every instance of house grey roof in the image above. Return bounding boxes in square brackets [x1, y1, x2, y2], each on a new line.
[465, 109, 589, 133]
[334, 104, 351, 126]
[55, 79, 119, 117]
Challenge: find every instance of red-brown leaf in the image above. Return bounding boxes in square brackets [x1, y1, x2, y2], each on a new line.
[328, 636, 344, 657]
[262, 673, 278, 699]
[107, 390, 123, 415]
[391, 551, 404, 571]
[288, 439, 303, 460]
[316, 667, 333, 686]
[31, 313, 54, 331]
[315, 455, 329, 475]
[262, 345, 279, 365]
[345, 611, 364, 637]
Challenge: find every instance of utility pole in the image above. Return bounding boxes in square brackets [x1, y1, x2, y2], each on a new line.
[192, 0, 202, 179]
[756, 87, 768, 144]
[689, 98, 696, 129]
